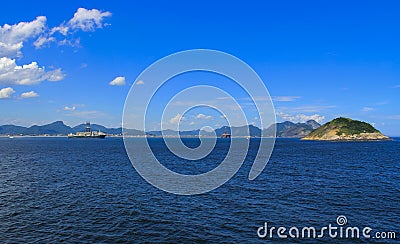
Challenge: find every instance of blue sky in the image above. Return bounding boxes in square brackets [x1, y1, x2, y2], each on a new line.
[0, 1, 399, 135]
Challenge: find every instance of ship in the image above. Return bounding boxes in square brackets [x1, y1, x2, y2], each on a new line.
[67, 122, 106, 139]
[221, 128, 231, 138]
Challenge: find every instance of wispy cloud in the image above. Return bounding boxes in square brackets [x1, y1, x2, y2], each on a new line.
[277, 105, 336, 113]
[272, 96, 300, 102]
[361, 107, 374, 112]
[64, 110, 106, 119]
[387, 115, 400, 120]
[169, 113, 185, 124]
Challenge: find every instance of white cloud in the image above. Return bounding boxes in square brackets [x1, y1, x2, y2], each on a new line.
[109, 76, 126, 86]
[64, 110, 106, 119]
[277, 112, 325, 123]
[68, 8, 112, 32]
[0, 16, 47, 58]
[136, 80, 144, 85]
[0, 87, 15, 99]
[239, 95, 300, 102]
[361, 107, 374, 112]
[33, 8, 111, 49]
[169, 113, 185, 124]
[189, 121, 195, 125]
[272, 96, 300, 102]
[63, 106, 76, 111]
[20, 91, 39, 98]
[33, 36, 55, 48]
[278, 105, 336, 113]
[49, 8, 111, 38]
[195, 113, 213, 119]
[0, 57, 64, 85]
[58, 38, 81, 47]
[0, 42, 23, 58]
[1, 8, 111, 57]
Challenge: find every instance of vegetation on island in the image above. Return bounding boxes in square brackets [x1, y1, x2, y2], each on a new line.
[302, 117, 389, 141]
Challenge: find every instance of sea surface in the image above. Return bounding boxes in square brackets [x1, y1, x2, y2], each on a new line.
[0, 137, 399, 243]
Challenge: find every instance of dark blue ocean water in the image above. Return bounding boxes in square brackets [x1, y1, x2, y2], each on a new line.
[0, 137, 399, 243]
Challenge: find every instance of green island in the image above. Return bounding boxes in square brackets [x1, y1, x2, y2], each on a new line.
[302, 117, 391, 141]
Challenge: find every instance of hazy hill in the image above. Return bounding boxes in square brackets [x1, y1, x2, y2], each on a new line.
[213, 125, 262, 137]
[0, 124, 27, 135]
[27, 121, 71, 135]
[0, 121, 71, 135]
[263, 120, 321, 138]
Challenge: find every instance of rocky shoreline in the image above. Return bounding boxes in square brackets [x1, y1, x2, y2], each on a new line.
[302, 132, 391, 141]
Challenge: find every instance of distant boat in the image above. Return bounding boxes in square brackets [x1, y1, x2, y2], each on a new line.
[221, 129, 231, 138]
[68, 122, 106, 139]
[8, 136, 14, 139]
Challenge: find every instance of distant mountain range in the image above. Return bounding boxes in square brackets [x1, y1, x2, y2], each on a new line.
[0, 120, 321, 138]
[263, 120, 321, 138]
[0, 121, 125, 136]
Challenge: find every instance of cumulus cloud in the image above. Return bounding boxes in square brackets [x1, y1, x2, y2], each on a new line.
[0, 16, 47, 58]
[67, 8, 112, 32]
[20, 91, 39, 98]
[63, 106, 76, 111]
[109, 76, 126, 86]
[0, 57, 64, 85]
[277, 112, 325, 123]
[35, 8, 112, 49]
[0, 87, 15, 99]
[136, 80, 144, 85]
[0, 42, 23, 58]
[195, 113, 213, 119]
[169, 113, 185, 124]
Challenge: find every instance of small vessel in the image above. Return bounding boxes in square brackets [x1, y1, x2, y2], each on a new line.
[221, 128, 231, 138]
[8, 136, 14, 139]
[68, 122, 106, 139]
